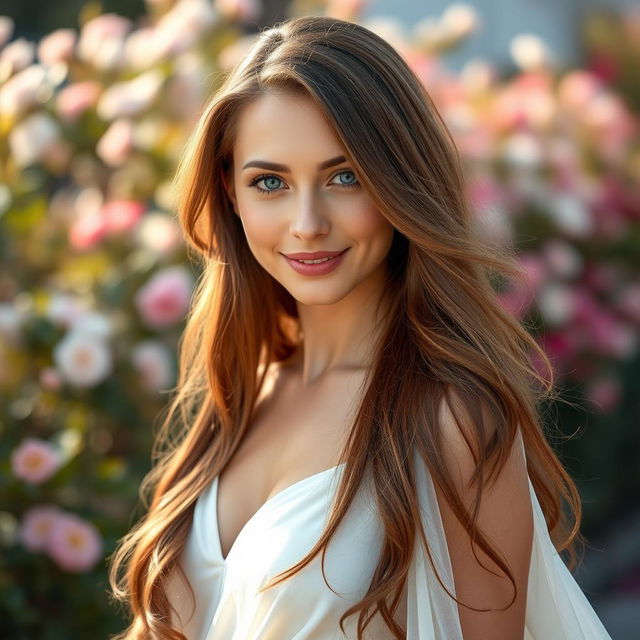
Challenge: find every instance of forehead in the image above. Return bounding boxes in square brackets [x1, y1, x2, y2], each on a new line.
[232, 90, 346, 163]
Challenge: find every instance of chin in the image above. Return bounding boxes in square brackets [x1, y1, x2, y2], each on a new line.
[283, 286, 350, 307]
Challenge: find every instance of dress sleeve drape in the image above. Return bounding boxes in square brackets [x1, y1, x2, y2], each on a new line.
[405, 438, 613, 639]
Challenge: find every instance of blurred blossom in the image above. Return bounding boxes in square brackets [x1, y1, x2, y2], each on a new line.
[135, 211, 182, 256]
[467, 175, 511, 243]
[615, 283, 640, 323]
[37, 29, 77, 67]
[467, 173, 502, 212]
[11, 438, 61, 485]
[573, 286, 637, 357]
[8, 112, 60, 167]
[39, 366, 63, 391]
[69, 311, 114, 340]
[133, 116, 169, 151]
[96, 119, 134, 167]
[542, 331, 578, 370]
[455, 124, 493, 160]
[583, 93, 635, 161]
[501, 132, 544, 169]
[498, 253, 547, 319]
[589, 313, 637, 358]
[539, 283, 574, 326]
[557, 70, 602, 112]
[152, 0, 219, 59]
[69, 209, 108, 250]
[547, 137, 580, 190]
[164, 52, 206, 120]
[53, 330, 113, 387]
[19, 505, 64, 551]
[214, 0, 261, 22]
[55, 81, 102, 123]
[131, 339, 174, 392]
[123, 27, 159, 70]
[0, 64, 47, 117]
[135, 265, 194, 329]
[46, 512, 103, 573]
[510, 33, 553, 71]
[77, 13, 131, 71]
[0, 37, 35, 78]
[545, 190, 593, 238]
[440, 3, 479, 40]
[460, 58, 496, 93]
[101, 200, 146, 233]
[541, 239, 583, 279]
[67, 188, 105, 249]
[97, 70, 164, 120]
[362, 18, 407, 57]
[583, 263, 619, 293]
[0, 303, 24, 345]
[0, 16, 14, 48]
[217, 34, 258, 72]
[46, 292, 90, 328]
[324, 0, 367, 21]
[586, 375, 622, 413]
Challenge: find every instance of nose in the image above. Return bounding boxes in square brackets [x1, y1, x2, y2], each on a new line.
[288, 192, 330, 240]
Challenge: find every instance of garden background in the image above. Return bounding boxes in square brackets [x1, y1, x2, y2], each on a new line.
[1, 0, 639, 638]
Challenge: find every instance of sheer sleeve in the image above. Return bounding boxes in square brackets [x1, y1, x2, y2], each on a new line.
[406, 436, 613, 639]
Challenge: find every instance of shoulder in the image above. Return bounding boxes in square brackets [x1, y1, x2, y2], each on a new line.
[431, 387, 533, 637]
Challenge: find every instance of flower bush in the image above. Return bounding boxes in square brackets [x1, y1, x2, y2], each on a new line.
[1, 1, 638, 636]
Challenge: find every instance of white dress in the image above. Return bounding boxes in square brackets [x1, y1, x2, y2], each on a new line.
[165, 441, 613, 639]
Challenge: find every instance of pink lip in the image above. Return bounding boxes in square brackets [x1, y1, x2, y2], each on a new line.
[283, 249, 346, 260]
[283, 248, 349, 276]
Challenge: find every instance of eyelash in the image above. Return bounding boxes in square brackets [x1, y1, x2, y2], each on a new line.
[247, 170, 360, 196]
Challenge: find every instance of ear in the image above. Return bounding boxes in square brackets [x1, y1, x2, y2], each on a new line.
[221, 169, 239, 216]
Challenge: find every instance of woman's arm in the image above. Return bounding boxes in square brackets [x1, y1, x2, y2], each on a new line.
[433, 392, 534, 640]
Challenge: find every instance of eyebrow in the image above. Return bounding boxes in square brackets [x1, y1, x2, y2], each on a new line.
[241, 155, 347, 172]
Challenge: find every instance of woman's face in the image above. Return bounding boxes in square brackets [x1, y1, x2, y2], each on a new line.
[226, 90, 395, 307]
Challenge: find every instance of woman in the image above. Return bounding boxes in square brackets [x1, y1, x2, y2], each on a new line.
[108, 15, 613, 640]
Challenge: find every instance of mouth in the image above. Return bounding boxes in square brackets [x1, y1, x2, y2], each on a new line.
[282, 248, 349, 275]
[282, 248, 348, 263]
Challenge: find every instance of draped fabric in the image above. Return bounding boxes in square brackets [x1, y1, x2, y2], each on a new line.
[165, 438, 612, 639]
[406, 437, 612, 639]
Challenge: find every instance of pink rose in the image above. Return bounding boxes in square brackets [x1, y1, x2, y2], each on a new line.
[0, 65, 47, 118]
[77, 13, 131, 71]
[135, 266, 194, 329]
[46, 512, 103, 573]
[55, 82, 102, 123]
[39, 366, 63, 391]
[135, 211, 182, 256]
[215, 0, 261, 21]
[38, 29, 77, 67]
[69, 209, 108, 250]
[11, 438, 61, 485]
[0, 37, 35, 76]
[101, 200, 146, 233]
[96, 119, 134, 167]
[131, 339, 174, 392]
[19, 505, 64, 551]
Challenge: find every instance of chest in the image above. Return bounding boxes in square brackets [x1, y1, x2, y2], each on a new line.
[216, 364, 368, 562]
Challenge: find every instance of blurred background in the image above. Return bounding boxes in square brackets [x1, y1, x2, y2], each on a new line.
[1, 0, 638, 638]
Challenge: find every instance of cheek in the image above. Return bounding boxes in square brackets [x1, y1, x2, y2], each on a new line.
[348, 205, 394, 247]
[237, 207, 280, 249]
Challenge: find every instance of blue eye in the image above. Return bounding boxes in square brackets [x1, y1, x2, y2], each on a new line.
[331, 170, 359, 188]
[248, 170, 360, 196]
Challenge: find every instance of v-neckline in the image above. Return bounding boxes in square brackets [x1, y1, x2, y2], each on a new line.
[213, 462, 347, 563]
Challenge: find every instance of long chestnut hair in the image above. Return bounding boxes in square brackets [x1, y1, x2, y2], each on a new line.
[108, 15, 585, 639]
